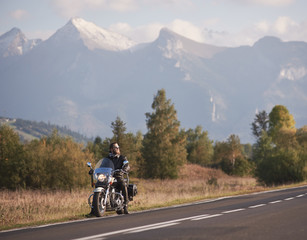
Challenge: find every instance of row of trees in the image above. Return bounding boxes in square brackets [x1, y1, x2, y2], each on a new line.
[1, 89, 306, 189]
[0, 127, 92, 189]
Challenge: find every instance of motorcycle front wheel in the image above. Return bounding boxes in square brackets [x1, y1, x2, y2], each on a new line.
[92, 191, 106, 217]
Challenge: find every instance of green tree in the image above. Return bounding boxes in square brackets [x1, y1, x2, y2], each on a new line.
[110, 116, 141, 172]
[213, 134, 250, 176]
[268, 105, 296, 143]
[86, 136, 104, 161]
[0, 125, 25, 189]
[256, 147, 304, 185]
[252, 131, 274, 164]
[296, 125, 307, 147]
[142, 89, 187, 179]
[125, 131, 143, 177]
[23, 139, 48, 188]
[242, 143, 253, 160]
[185, 126, 213, 166]
[24, 130, 93, 189]
[111, 116, 127, 151]
[253, 106, 307, 185]
[251, 110, 269, 139]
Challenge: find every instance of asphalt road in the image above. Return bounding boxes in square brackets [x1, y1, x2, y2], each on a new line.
[1, 185, 306, 240]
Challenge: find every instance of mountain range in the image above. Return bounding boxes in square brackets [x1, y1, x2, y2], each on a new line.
[1, 17, 306, 143]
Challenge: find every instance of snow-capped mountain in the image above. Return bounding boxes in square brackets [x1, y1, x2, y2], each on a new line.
[0, 18, 306, 143]
[49, 17, 136, 51]
[0, 27, 41, 58]
[154, 28, 226, 59]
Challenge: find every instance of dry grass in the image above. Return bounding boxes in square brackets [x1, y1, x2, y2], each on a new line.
[0, 164, 275, 231]
[0, 189, 90, 230]
[130, 164, 262, 210]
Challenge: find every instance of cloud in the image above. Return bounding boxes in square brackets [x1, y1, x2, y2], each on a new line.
[110, 19, 205, 44]
[226, 0, 295, 7]
[52, 0, 84, 18]
[273, 16, 297, 34]
[141, 0, 193, 10]
[201, 16, 307, 47]
[249, 0, 294, 7]
[51, 0, 138, 18]
[51, 0, 194, 18]
[168, 19, 205, 42]
[10, 9, 29, 20]
[110, 22, 163, 43]
[107, 0, 138, 12]
[250, 17, 306, 43]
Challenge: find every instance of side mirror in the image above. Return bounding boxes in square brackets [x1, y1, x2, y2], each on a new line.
[87, 162, 92, 168]
[122, 160, 129, 168]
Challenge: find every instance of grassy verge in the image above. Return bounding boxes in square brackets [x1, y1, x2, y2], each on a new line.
[1, 164, 305, 231]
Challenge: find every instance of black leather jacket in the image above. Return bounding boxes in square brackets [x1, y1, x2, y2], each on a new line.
[108, 153, 130, 172]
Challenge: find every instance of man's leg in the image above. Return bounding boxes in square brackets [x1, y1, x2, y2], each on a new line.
[118, 178, 129, 214]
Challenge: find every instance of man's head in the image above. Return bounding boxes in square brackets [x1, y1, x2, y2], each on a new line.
[109, 142, 120, 155]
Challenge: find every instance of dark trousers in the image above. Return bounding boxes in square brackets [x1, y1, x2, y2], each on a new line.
[116, 177, 129, 204]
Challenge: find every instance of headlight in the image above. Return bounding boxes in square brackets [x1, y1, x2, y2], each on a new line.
[96, 173, 106, 182]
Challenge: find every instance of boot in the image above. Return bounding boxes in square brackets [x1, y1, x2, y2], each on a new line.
[124, 204, 129, 214]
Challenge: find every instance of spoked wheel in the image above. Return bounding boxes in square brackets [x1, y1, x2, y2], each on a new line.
[93, 191, 106, 217]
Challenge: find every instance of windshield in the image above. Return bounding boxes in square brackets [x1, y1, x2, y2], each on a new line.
[95, 158, 114, 170]
[94, 158, 114, 179]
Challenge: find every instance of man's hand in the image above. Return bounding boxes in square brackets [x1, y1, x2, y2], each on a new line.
[114, 170, 124, 178]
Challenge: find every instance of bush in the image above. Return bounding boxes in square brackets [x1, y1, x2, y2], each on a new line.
[221, 156, 251, 177]
[256, 148, 305, 185]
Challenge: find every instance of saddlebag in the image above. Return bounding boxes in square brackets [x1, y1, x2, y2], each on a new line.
[128, 184, 137, 201]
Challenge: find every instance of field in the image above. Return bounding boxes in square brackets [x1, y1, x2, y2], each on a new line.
[0, 164, 291, 231]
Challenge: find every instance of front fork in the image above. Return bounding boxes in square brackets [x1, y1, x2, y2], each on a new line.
[88, 186, 110, 209]
[103, 187, 110, 207]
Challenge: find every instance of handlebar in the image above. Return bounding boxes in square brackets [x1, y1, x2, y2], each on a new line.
[113, 169, 128, 174]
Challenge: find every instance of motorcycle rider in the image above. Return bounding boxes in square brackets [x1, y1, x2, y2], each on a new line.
[108, 142, 130, 214]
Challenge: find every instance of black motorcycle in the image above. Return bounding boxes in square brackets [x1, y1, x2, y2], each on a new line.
[87, 158, 137, 217]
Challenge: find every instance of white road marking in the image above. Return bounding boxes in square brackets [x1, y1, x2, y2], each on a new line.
[191, 214, 223, 221]
[248, 204, 266, 209]
[125, 222, 180, 234]
[72, 215, 217, 240]
[284, 197, 294, 201]
[269, 200, 282, 204]
[296, 194, 304, 198]
[222, 208, 245, 214]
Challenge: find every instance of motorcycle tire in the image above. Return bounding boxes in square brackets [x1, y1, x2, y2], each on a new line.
[92, 191, 106, 217]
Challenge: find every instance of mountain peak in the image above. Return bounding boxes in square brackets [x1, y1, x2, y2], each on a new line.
[154, 27, 227, 59]
[159, 27, 176, 35]
[6, 27, 22, 35]
[253, 36, 282, 48]
[51, 17, 136, 51]
[157, 28, 183, 41]
[0, 27, 41, 57]
[0, 27, 24, 42]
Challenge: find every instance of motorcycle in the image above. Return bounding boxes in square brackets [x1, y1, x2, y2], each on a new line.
[87, 157, 137, 217]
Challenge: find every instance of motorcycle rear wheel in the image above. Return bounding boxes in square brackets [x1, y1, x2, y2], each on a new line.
[93, 191, 106, 217]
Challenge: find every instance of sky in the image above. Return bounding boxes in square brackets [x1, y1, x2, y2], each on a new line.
[1, 0, 307, 47]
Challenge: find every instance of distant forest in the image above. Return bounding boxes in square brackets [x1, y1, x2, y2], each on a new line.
[0, 117, 92, 144]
